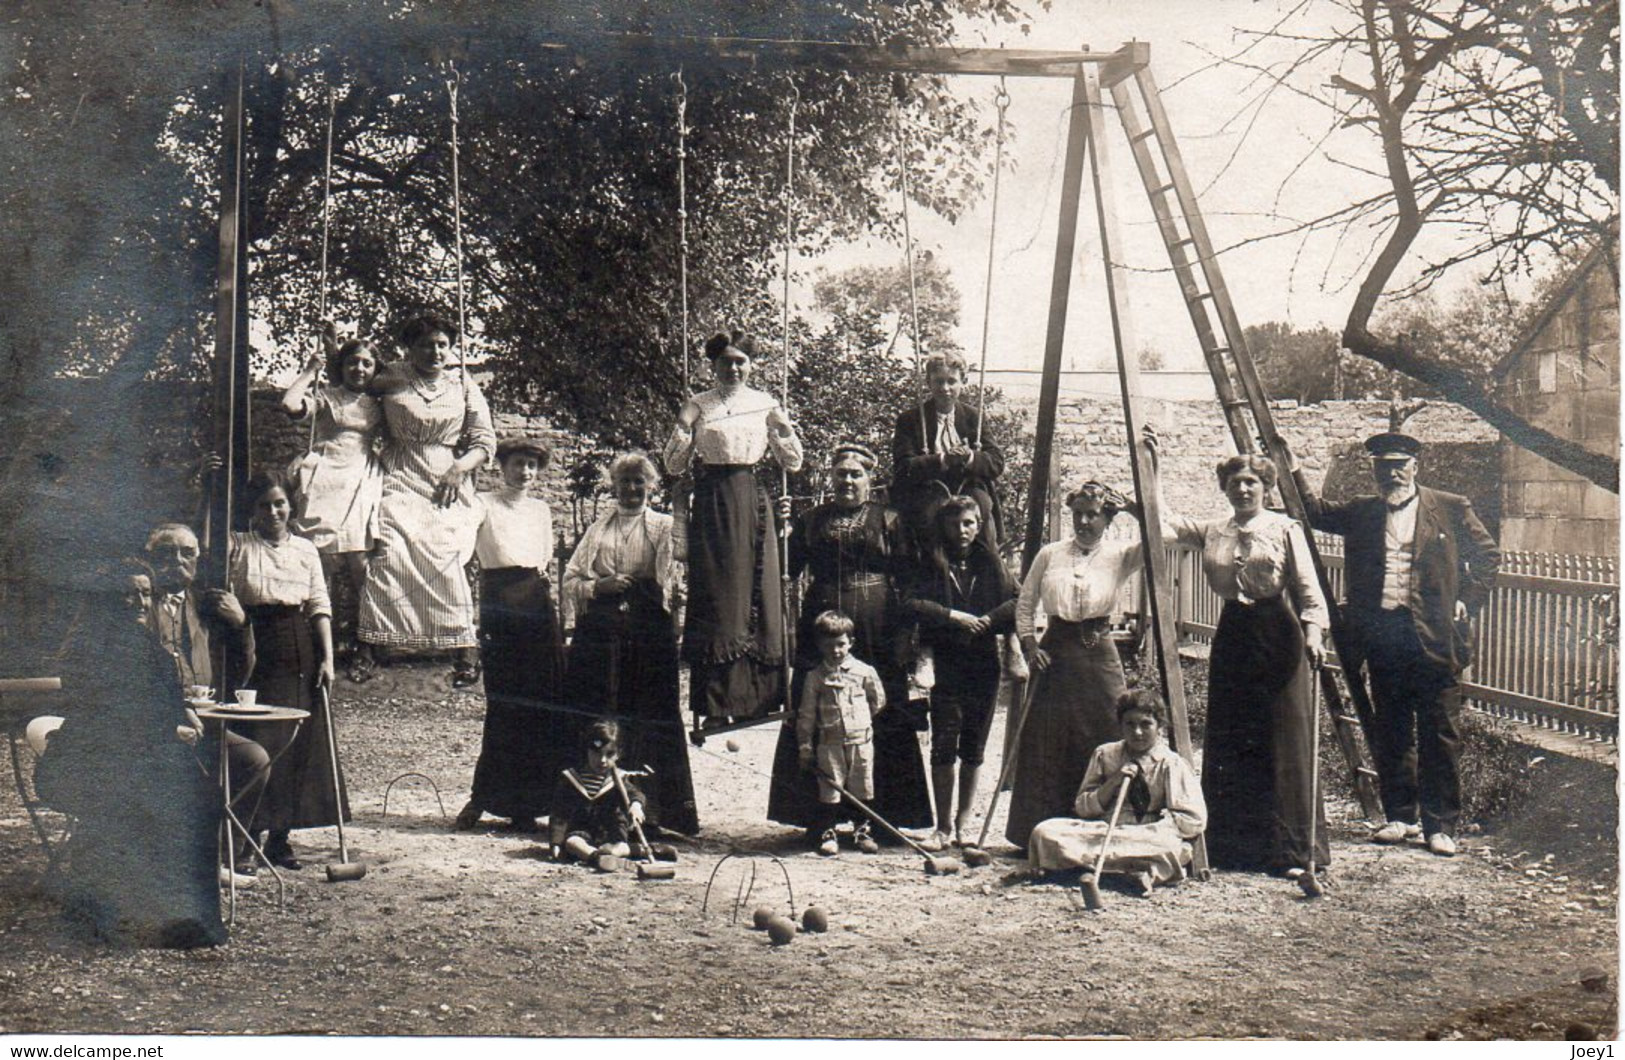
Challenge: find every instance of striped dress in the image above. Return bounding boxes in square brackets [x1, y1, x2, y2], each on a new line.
[357, 368, 496, 650]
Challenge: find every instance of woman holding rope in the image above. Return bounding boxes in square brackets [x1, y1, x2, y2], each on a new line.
[663, 331, 803, 736]
[766, 442, 932, 843]
[281, 330, 384, 662]
[562, 451, 698, 836]
[353, 314, 496, 687]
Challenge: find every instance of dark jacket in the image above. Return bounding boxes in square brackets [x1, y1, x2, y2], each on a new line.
[903, 540, 1017, 660]
[891, 400, 1005, 545]
[1297, 481, 1500, 672]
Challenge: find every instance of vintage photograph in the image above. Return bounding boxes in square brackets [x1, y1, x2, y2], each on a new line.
[0, 0, 1616, 1044]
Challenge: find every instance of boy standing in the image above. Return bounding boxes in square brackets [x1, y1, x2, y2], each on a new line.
[798, 610, 885, 856]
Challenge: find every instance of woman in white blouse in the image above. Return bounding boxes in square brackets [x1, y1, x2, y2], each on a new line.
[562, 451, 697, 836]
[1005, 482, 1143, 849]
[1160, 449, 1330, 876]
[455, 436, 566, 833]
[228, 469, 348, 871]
[663, 330, 804, 736]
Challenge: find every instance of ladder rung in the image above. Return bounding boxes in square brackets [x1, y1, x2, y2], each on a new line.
[1221, 398, 1250, 410]
[1190, 290, 1216, 302]
[1130, 127, 1158, 145]
[1356, 766, 1381, 778]
[1150, 182, 1177, 197]
[1172, 236, 1198, 248]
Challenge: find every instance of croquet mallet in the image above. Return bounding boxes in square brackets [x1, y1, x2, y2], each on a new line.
[320, 685, 366, 882]
[1298, 692, 1326, 898]
[962, 673, 1037, 867]
[1079, 769, 1134, 911]
[611, 766, 676, 880]
[818, 770, 961, 875]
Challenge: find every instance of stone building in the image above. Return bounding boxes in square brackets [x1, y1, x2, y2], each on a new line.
[1494, 243, 1620, 556]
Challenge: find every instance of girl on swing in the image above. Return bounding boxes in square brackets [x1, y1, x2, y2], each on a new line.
[280, 325, 385, 664]
[663, 330, 804, 739]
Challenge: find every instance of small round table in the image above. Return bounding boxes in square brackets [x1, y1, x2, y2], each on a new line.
[195, 704, 309, 921]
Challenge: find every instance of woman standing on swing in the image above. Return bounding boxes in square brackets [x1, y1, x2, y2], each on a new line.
[663, 330, 803, 736]
[353, 314, 496, 687]
[281, 328, 384, 663]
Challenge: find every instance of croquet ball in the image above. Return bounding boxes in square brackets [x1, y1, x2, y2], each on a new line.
[766, 916, 796, 946]
[751, 905, 776, 930]
[801, 906, 829, 933]
[725, 739, 740, 753]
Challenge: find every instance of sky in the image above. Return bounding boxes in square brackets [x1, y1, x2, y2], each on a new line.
[802, 0, 1495, 398]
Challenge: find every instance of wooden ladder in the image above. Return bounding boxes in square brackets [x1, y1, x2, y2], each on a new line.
[1097, 49, 1384, 821]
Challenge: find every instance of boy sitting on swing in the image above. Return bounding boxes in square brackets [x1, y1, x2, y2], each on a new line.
[1027, 689, 1207, 897]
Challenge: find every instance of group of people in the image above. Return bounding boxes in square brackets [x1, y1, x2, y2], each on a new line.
[36, 313, 1501, 946]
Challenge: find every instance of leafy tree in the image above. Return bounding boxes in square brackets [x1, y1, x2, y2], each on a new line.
[1216, 0, 1618, 489]
[0, 0, 1051, 662]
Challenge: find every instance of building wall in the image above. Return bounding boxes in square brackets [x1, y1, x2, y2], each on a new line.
[1498, 260, 1620, 556]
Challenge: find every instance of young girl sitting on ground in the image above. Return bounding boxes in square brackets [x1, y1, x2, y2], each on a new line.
[549, 720, 648, 866]
[1027, 689, 1208, 897]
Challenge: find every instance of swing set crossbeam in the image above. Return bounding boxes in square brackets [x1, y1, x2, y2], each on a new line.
[524, 33, 1147, 81]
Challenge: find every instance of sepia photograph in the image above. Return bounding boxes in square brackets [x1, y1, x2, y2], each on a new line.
[0, 0, 1617, 1045]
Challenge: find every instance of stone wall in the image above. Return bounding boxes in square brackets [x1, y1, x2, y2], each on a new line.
[1040, 394, 1499, 537]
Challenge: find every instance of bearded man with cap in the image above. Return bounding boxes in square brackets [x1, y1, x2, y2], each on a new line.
[1289, 431, 1500, 857]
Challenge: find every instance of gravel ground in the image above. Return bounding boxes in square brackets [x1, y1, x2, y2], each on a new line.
[0, 662, 1615, 1040]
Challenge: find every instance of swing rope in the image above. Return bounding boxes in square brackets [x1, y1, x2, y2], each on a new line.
[308, 82, 337, 456]
[446, 62, 470, 412]
[892, 78, 929, 452]
[781, 79, 798, 422]
[778, 78, 799, 718]
[674, 69, 691, 397]
[974, 78, 1010, 449]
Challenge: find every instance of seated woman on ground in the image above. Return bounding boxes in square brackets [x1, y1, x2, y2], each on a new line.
[1027, 689, 1207, 898]
[549, 720, 649, 867]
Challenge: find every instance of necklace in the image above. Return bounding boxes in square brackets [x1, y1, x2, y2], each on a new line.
[410, 367, 450, 403]
[947, 556, 977, 603]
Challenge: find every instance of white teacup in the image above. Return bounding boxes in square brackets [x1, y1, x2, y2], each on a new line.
[234, 689, 258, 708]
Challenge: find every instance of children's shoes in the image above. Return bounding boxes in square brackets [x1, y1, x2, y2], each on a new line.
[853, 822, 879, 854]
[817, 828, 839, 857]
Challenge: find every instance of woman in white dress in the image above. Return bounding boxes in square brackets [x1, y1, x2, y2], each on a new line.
[228, 469, 347, 871]
[562, 451, 697, 835]
[281, 332, 384, 659]
[662, 331, 803, 736]
[353, 314, 496, 687]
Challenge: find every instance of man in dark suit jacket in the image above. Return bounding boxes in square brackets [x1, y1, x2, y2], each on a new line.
[1292, 432, 1500, 856]
[145, 522, 269, 864]
[891, 352, 1006, 550]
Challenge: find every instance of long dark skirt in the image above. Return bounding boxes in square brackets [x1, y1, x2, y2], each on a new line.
[242, 605, 350, 833]
[470, 567, 567, 820]
[683, 465, 785, 720]
[1205, 595, 1329, 872]
[767, 576, 931, 831]
[1003, 621, 1126, 849]
[562, 580, 698, 836]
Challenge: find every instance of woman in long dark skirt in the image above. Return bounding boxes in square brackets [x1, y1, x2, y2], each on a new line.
[662, 331, 803, 734]
[562, 451, 698, 836]
[767, 444, 933, 838]
[1004, 483, 1144, 850]
[1160, 448, 1330, 874]
[228, 469, 346, 871]
[456, 436, 566, 831]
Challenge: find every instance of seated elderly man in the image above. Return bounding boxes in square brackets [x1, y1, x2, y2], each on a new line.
[143, 523, 270, 871]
